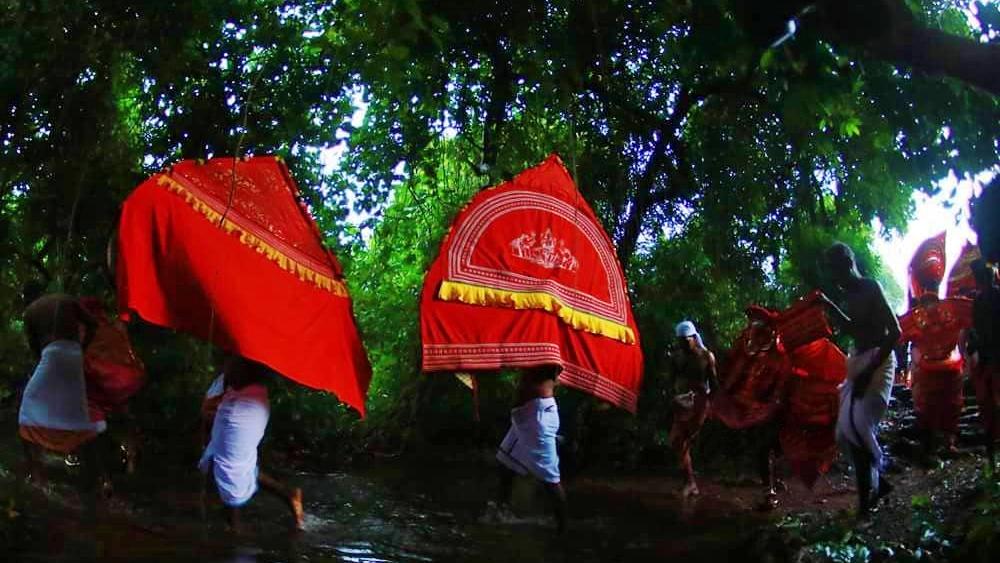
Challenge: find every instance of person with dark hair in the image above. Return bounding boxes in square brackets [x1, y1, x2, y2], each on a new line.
[198, 355, 304, 531]
[824, 243, 902, 520]
[668, 320, 718, 498]
[496, 365, 567, 533]
[968, 259, 1000, 466]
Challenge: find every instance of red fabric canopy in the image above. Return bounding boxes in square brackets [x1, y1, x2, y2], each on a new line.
[116, 156, 371, 416]
[420, 154, 643, 412]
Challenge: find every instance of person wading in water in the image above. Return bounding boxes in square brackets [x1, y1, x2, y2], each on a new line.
[495, 365, 568, 534]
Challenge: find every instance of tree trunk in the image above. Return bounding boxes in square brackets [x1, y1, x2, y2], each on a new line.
[816, 0, 1000, 97]
[482, 32, 514, 174]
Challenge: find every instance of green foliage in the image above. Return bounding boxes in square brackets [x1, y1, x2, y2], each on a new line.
[783, 472, 1000, 563]
[956, 466, 1000, 562]
[344, 141, 485, 446]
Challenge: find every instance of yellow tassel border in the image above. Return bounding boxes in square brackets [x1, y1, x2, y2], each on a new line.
[438, 280, 635, 344]
[156, 175, 349, 297]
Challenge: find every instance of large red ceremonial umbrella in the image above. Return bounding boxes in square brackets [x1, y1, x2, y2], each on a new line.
[420, 154, 643, 412]
[116, 156, 371, 416]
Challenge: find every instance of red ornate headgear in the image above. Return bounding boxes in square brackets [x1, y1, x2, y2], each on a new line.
[909, 231, 947, 299]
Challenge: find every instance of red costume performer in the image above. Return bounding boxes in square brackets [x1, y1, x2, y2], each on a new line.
[899, 233, 972, 452]
[712, 291, 846, 493]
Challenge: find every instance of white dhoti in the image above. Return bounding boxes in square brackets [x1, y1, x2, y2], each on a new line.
[836, 349, 895, 492]
[497, 397, 560, 484]
[18, 340, 103, 453]
[198, 383, 269, 507]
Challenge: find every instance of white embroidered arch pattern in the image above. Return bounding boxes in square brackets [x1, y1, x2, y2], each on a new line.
[446, 190, 629, 326]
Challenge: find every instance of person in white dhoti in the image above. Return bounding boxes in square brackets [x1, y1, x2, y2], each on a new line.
[200, 373, 226, 445]
[198, 356, 304, 531]
[17, 287, 107, 511]
[825, 243, 902, 519]
[496, 365, 567, 533]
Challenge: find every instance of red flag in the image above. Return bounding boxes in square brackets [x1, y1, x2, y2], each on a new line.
[420, 155, 643, 412]
[116, 156, 371, 416]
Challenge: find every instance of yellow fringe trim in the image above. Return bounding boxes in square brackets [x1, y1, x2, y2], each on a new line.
[438, 280, 635, 344]
[156, 175, 349, 297]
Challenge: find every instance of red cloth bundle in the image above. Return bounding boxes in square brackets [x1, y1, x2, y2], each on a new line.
[79, 297, 146, 422]
[774, 291, 833, 352]
[116, 156, 371, 416]
[420, 155, 643, 412]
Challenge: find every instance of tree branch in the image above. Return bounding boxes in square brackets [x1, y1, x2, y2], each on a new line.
[12, 240, 53, 283]
[814, 0, 1000, 96]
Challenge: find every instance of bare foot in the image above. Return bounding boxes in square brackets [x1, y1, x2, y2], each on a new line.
[289, 488, 305, 530]
[682, 482, 700, 498]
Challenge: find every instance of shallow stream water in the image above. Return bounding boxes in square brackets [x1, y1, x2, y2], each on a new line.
[12, 451, 766, 563]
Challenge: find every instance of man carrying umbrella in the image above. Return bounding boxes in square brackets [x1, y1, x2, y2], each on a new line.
[198, 355, 304, 531]
[496, 365, 568, 533]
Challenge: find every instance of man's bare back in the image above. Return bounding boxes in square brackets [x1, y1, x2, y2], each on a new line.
[825, 243, 901, 396]
[842, 278, 897, 353]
